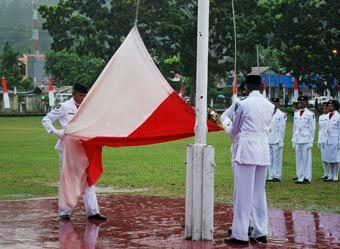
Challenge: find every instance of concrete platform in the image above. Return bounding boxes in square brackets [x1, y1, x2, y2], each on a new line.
[0, 195, 339, 248]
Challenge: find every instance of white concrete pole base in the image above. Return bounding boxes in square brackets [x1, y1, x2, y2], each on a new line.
[185, 144, 215, 240]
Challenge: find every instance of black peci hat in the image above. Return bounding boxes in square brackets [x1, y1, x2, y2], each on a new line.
[271, 97, 280, 103]
[245, 75, 262, 86]
[298, 96, 308, 101]
[73, 83, 88, 93]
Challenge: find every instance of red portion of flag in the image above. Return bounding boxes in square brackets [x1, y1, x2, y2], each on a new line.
[1, 77, 8, 93]
[294, 79, 299, 90]
[49, 78, 54, 91]
[82, 92, 222, 185]
[232, 77, 238, 94]
[262, 80, 267, 91]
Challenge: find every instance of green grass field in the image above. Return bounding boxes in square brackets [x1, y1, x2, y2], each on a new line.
[0, 117, 339, 213]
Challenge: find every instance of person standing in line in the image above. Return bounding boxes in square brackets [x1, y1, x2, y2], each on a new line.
[267, 98, 287, 182]
[292, 96, 316, 184]
[224, 75, 274, 245]
[317, 102, 330, 180]
[323, 100, 340, 182]
[42, 83, 107, 221]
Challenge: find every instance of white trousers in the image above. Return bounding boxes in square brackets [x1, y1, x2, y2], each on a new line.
[232, 163, 268, 241]
[320, 144, 330, 178]
[295, 143, 312, 182]
[268, 144, 283, 179]
[58, 151, 99, 216]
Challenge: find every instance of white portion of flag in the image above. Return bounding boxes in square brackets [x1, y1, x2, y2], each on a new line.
[14, 87, 17, 95]
[3, 92, 10, 108]
[293, 89, 298, 102]
[65, 27, 173, 139]
[49, 90, 55, 107]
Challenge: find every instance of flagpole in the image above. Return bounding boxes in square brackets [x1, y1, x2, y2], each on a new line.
[185, 0, 214, 241]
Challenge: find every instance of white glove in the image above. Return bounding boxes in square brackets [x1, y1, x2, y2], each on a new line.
[278, 141, 284, 148]
[292, 142, 295, 149]
[53, 129, 65, 140]
[308, 143, 313, 149]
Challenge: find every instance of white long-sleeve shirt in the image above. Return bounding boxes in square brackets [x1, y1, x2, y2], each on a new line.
[318, 113, 329, 144]
[292, 108, 316, 145]
[42, 98, 77, 151]
[230, 90, 274, 166]
[268, 109, 287, 145]
[326, 111, 340, 146]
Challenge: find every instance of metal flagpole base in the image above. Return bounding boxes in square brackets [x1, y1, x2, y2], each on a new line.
[185, 144, 215, 240]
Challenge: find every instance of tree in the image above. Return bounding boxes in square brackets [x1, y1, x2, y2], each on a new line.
[39, 0, 272, 103]
[45, 50, 105, 87]
[262, 0, 340, 79]
[0, 42, 30, 91]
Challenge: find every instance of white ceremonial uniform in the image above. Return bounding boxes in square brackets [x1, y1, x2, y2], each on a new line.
[229, 90, 274, 241]
[267, 109, 287, 180]
[318, 114, 330, 178]
[324, 111, 340, 181]
[42, 98, 100, 216]
[292, 108, 316, 182]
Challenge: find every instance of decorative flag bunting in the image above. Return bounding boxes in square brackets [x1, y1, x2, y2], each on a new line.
[293, 78, 299, 102]
[1, 76, 10, 108]
[262, 79, 267, 97]
[59, 27, 222, 210]
[232, 74, 238, 103]
[48, 77, 55, 107]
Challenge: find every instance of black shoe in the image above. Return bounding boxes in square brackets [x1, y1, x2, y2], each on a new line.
[250, 235, 268, 244]
[295, 180, 305, 184]
[266, 178, 273, 182]
[324, 178, 332, 182]
[59, 214, 71, 221]
[303, 179, 311, 183]
[293, 177, 298, 180]
[224, 237, 249, 245]
[227, 226, 254, 237]
[88, 213, 107, 221]
[272, 178, 281, 182]
[319, 176, 328, 179]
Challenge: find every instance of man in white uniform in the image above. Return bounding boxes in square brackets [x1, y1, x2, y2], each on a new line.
[317, 102, 330, 179]
[267, 98, 287, 182]
[224, 75, 274, 245]
[42, 84, 107, 221]
[324, 100, 340, 182]
[292, 96, 316, 184]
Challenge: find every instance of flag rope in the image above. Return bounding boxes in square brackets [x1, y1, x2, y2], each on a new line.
[134, 0, 141, 26]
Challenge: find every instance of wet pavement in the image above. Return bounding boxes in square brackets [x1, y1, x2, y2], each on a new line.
[0, 195, 339, 248]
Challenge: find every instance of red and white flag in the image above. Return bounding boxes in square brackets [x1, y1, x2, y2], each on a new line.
[262, 79, 267, 97]
[1, 76, 10, 108]
[293, 78, 299, 102]
[48, 77, 55, 107]
[59, 27, 222, 209]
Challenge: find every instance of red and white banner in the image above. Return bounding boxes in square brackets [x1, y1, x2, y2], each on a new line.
[262, 79, 267, 98]
[1, 77, 10, 109]
[232, 74, 238, 103]
[293, 78, 299, 102]
[48, 77, 55, 107]
[59, 27, 222, 209]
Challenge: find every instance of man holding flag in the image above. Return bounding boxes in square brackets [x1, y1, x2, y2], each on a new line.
[42, 83, 107, 221]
